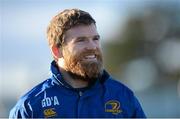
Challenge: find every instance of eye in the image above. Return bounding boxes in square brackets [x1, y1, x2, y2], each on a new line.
[93, 36, 100, 41]
[76, 37, 86, 42]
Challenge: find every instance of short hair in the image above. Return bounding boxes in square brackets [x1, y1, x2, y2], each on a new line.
[47, 8, 96, 47]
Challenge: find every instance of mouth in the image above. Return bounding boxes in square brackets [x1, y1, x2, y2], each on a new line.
[83, 54, 97, 61]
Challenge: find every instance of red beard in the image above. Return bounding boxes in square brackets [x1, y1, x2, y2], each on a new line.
[63, 48, 103, 80]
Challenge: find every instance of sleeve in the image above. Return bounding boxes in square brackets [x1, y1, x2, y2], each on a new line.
[132, 95, 146, 118]
[9, 100, 32, 119]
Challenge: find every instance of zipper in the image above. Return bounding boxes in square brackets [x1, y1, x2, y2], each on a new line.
[76, 91, 83, 118]
[79, 91, 83, 97]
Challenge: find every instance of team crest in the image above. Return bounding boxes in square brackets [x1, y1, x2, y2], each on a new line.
[105, 100, 122, 115]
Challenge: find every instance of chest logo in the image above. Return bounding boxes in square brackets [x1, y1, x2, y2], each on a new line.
[43, 108, 57, 118]
[42, 96, 59, 108]
[105, 100, 122, 115]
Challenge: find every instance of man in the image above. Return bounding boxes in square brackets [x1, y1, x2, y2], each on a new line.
[9, 8, 146, 118]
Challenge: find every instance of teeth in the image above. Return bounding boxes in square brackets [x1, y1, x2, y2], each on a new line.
[85, 55, 95, 59]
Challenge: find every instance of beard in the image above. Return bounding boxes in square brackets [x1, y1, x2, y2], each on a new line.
[62, 47, 103, 81]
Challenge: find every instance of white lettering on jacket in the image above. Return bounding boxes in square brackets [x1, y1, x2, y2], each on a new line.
[42, 96, 59, 108]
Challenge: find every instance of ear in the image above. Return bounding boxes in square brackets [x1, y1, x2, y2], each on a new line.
[51, 45, 63, 61]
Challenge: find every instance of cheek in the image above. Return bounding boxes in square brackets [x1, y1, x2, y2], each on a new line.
[71, 45, 84, 54]
[63, 47, 78, 58]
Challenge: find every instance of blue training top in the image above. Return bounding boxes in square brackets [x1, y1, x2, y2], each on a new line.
[9, 61, 146, 118]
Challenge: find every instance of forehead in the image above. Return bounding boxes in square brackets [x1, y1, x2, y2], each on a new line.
[64, 24, 98, 40]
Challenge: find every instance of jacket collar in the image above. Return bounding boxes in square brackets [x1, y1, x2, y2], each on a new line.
[50, 60, 110, 91]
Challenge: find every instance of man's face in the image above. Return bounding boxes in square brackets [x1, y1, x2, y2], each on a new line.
[61, 24, 103, 80]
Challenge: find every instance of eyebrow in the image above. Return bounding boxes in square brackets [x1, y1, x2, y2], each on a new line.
[76, 35, 100, 39]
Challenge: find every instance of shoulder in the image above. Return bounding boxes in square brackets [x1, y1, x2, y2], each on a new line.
[20, 78, 53, 101]
[10, 78, 54, 116]
[101, 70, 133, 95]
[103, 76, 134, 97]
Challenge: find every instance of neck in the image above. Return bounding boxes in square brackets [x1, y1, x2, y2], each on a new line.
[58, 67, 89, 89]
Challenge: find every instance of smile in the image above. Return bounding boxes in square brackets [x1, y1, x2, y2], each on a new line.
[83, 55, 97, 61]
[85, 55, 96, 59]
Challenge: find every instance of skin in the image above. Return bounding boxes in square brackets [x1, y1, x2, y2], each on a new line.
[51, 23, 101, 88]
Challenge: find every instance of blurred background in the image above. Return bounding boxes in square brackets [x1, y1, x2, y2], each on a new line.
[1, 0, 180, 117]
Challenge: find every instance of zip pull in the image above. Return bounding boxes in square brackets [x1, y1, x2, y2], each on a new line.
[79, 91, 83, 97]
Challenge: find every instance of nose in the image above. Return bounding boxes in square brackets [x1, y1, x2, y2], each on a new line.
[85, 39, 98, 50]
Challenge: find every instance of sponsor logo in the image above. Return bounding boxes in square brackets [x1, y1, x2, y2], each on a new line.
[43, 108, 57, 118]
[42, 96, 59, 108]
[105, 100, 122, 115]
